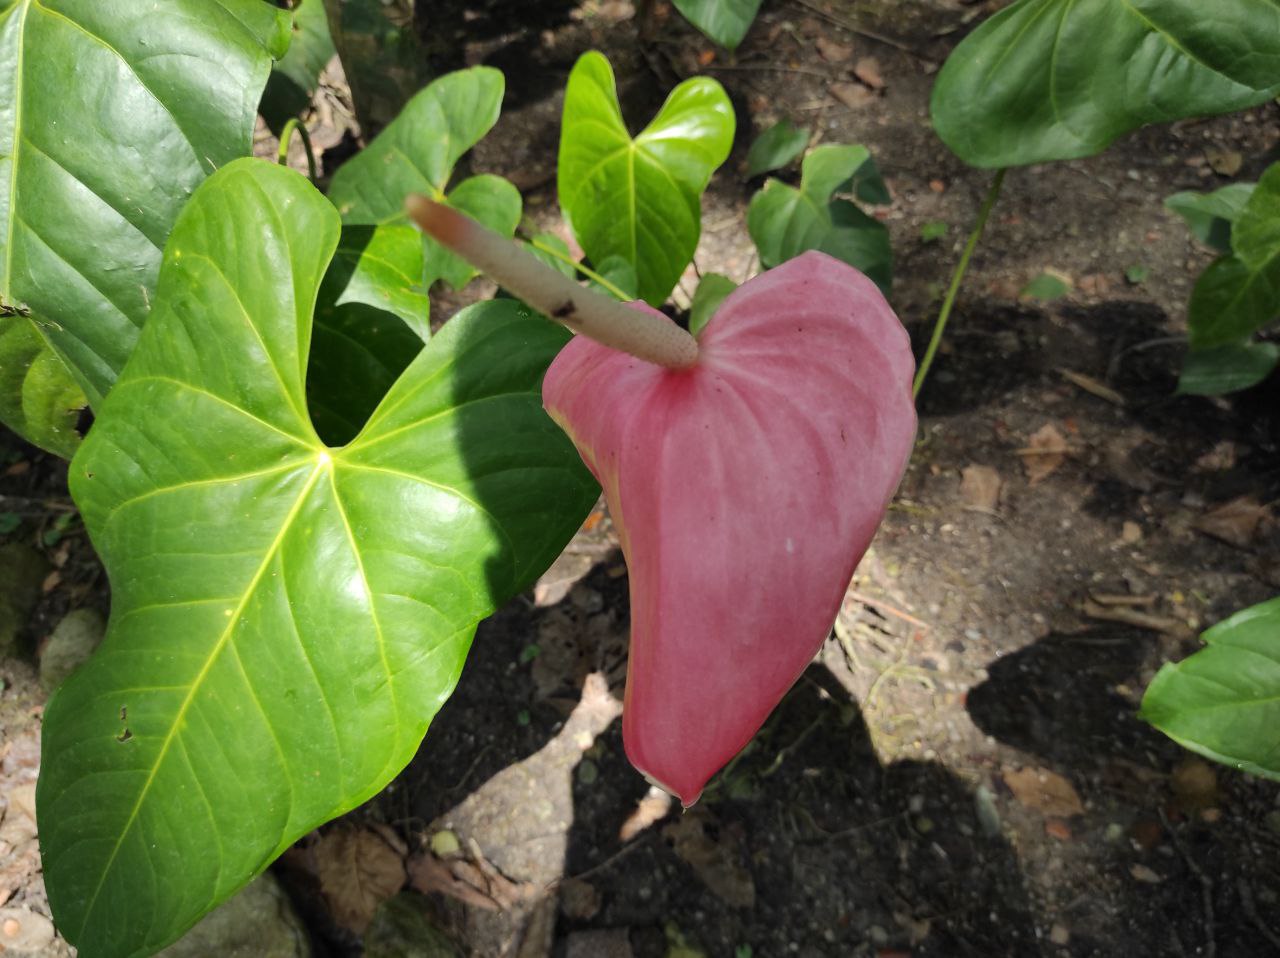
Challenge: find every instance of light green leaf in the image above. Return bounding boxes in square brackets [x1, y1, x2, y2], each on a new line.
[747, 145, 892, 293]
[557, 51, 734, 307]
[1177, 341, 1278, 395]
[327, 66, 506, 225]
[0, 0, 290, 447]
[525, 234, 578, 279]
[671, 0, 763, 50]
[1233, 163, 1280, 272]
[37, 159, 598, 958]
[0, 314, 85, 458]
[1141, 595, 1280, 781]
[688, 272, 737, 336]
[325, 224, 430, 337]
[422, 174, 522, 292]
[930, 0, 1280, 168]
[587, 255, 639, 300]
[1020, 272, 1071, 302]
[1166, 183, 1256, 253]
[746, 120, 808, 178]
[259, 0, 336, 131]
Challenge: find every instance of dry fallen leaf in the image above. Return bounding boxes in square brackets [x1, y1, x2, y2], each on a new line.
[1194, 496, 1271, 549]
[1058, 369, 1125, 406]
[816, 36, 853, 62]
[829, 81, 875, 109]
[1002, 766, 1085, 818]
[1130, 864, 1164, 884]
[619, 785, 674, 842]
[1206, 149, 1243, 176]
[314, 827, 407, 933]
[1019, 423, 1069, 485]
[663, 808, 755, 908]
[853, 56, 885, 90]
[959, 464, 1001, 512]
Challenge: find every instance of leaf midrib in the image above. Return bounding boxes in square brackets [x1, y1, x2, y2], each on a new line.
[1, 0, 29, 308]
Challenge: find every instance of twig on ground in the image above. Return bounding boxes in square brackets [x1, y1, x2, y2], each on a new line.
[1237, 878, 1280, 951]
[847, 590, 932, 631]
[1159, 808, 1216, 958]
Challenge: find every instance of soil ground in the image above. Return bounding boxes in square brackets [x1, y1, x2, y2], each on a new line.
[3, 1, 1279, 956]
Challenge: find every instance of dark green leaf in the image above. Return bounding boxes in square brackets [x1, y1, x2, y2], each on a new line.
[671, 0, 763, 49]
[1177, 341, 1279, 395]
[0, 512, 18, 535]
[746, 120, 809, 178]
[1233, 163, 1280, 271]
[587, 255, 639, 300]
[1141, 595, 1280, 781]
[38, 159, 598, 957]
[0, 0, 290, 447]
[319, 0, 428, 136]
[747, 145, 892, 294]
[0, 317, 85, 458]
[688, 273, 737, 336]
[1166, 183, 1256, 253]
[259, 0, 337, 131]
[931, 0, 1280, 168]
[422, 174, 522, 292]
[558, 51, 734, 306]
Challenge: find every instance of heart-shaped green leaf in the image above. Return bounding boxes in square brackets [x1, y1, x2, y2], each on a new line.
[1166, 183, 1256, 254]
[671, 0, 763, 50]
[746, 120, 809, 179]
[688, 272, 737, 336]
[747, 144, 892, 293]
[1188, 164, 1280, 349]
[931, 0, 1280, 168]
[37, 158, 598, 958]
[1141, 595, 1280, 781]
[259, 0, 337, 131]
[0, 0, 290, 441]
[557, 51, 734, 307]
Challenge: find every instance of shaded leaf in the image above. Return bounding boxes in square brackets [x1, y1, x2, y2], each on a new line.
[0, 0, 290, 440]
[0, 318, 85, 458]
[1002, 766, 1084, 818]
[259, 0, 337, 131]
[930, 0, 1280, 168]
[1020, 423, 1067, 484]
[746, 120, 809, 178]
[688, 273, 737, 336]
[663, 808, 755, 907]
[314, 828, 406, 933]
[959, 464, 1001, 512]
[423, 174, 522, 292]
[1141, 595, 1280, 781]
[670, 0, 763, 50]
[1178, 341, 1278, 396]
[1020, 271, 1072, 302]
[558, 51, 734, 306]
[37, 159, 598, 957]
[588, 255, 640, 300]
[325, 224, 430, 338]
[1166, 183, 1256, 253]
[1193, 496, 1270, 549]
[526, 234, 578, 280]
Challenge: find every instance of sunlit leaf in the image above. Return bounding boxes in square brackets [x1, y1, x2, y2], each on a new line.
[259, 0, 336, 131]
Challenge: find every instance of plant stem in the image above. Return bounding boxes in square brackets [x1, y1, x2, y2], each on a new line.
[912, 168, 1006, 399]
[277, 118, 318, 182]
[524, 236, 631, 302]
[406, 195, 699, 369]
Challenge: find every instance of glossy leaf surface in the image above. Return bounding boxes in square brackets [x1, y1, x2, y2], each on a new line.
[1141, 595, 1280, 781]
[259, 0, 336, 130]
[38, 160, 597, 957]
[746, 120, 809, 178]
[543, 252, 916, 805]
[558, 51, 734, 307]
[931, 0, 1280, 168]
[671, 0, 763, 49]
[0, 0, 290, 430]
[1188, 164, 1280, 349]
[747, 145, 892, 293]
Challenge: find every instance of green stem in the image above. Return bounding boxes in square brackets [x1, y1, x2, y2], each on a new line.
[912, 168, 1007, 399]
[277, 118, 318, 183]
[524, 236, 632, 302]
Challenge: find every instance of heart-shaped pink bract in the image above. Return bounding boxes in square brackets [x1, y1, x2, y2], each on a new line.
[542, 251, 916, 805]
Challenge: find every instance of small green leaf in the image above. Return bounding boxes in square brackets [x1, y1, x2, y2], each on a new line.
[41, 511, 73, 548]
[747, 145, 892, 293]
[1233, 163, 1280, 272]
[525, 235, 578, 280]
[1166, 183, 1256, 253]
[688, 273, 737, 336]
[919, 221, 948, 243]
[1177, 341, 1279, 395]
[0, 318, 86, 459]
[1141, 595, 1280, 781]
[746, 121, 809, 178]
[558, 51, 734, 306]
[1188, 253, 1280, 349]
[37, 159, 598, 958]
[0, 512, 20, 536]
[259, 0, 337, 131]
[1125, 265, 1150, 285]
[326, 225, 431, 339]
[423, 175, 523, 292]
[930, 0, 1280, 168]
[1020, 272, 1071, 302]
[587, 256, 640, 301]
[519, 643, 540, 664]
[671, 0, 763, 49]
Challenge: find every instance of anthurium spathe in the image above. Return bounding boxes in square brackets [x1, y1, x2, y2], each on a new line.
[407, 198, 916, 806]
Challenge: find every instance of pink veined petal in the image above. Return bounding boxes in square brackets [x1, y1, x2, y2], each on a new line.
[543, 250, 917, 805]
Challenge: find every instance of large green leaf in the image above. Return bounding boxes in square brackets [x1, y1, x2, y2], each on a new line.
[671, 0, 763, 50]
[1188, 164, 1280, 349]
[747, 144, 892, 293]
[930, 0, 1280, 168]
[557, 51, 734, 307]
[1141, 595, 1280, 781]
[259, 0, 337, 132]
[37, 159, 598, 958]
[0, 0, 290, 437]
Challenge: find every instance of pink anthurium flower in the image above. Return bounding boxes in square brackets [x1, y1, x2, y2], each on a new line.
[407, 198, 916, 806]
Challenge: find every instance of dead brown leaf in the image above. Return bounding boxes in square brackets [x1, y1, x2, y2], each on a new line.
[829, 81, 874, 109]
[853, 56, 885, 90]
[663, 808, 755, 908]
[1194, 496, 1271, 549]
[1057, 369, 1125, 406]
[313, 827, 406, 933]
[1002, 766, 1085, 818]
[619, 785, 674, 842]
[959, 464, 1001, 512]
[1019, 423, 1068, 485]
[1206, 149, 1243, 176]
[816, 36, 853, 62]
[408, 840, 540, 913]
